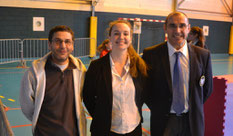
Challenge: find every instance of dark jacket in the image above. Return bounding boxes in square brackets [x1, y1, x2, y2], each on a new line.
[142, 42, 213, 136]
[83, 53, 146, 136]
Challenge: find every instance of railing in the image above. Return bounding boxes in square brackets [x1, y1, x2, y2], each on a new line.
[0, 98, 14, 136]
[0, 39, 21, 64]
[22, 38, 49, 61]
[73, 38, 91, 57]
[0, 38, 95, 65]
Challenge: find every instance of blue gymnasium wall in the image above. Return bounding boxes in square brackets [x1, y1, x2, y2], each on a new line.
[0, 7, 231, 53]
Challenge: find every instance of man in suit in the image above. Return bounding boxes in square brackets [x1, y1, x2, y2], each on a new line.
[142, 12, 213, 136]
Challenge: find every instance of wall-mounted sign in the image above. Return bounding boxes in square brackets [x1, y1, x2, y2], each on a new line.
[203, 25, 209, 36]
[33, 17, 45, 31]
[133, 21, 142, 34]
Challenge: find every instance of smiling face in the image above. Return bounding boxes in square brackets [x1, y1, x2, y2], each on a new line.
[109, 23, 132, 52]
[164, 13, 190, 50]
[48, 31, 74, 65]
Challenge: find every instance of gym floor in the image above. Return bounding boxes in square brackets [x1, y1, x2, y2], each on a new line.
[0, 54, 232, 136]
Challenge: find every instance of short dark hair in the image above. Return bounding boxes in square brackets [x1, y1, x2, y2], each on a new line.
[165, 11, 189, 27]
[48, 25, 74, 42]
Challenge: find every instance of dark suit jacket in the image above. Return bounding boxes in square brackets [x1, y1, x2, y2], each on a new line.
[83, 53, 145, 136]
[142, 42, 213, 136]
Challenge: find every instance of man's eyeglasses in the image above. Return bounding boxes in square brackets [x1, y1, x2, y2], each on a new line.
[168, 23, 188, 29]
[52, 39, 73, 46]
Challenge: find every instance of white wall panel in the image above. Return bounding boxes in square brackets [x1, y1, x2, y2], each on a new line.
[0, 0, 91, 11]
[104, 0, 140, 8]
[0, 0, 232, 22]
[104, 0, 172, 11]
[176, 0, 232, 22]
[178, 0, 232, 14]
[140, 0, 172, 11]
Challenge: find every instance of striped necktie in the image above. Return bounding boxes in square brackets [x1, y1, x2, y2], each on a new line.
[172, 52, 185, 115]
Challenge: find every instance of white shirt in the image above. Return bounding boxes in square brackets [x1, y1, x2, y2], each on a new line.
[109, 55, 140, 134]
[54, 63, 68, 71]
[167, 41, 190, 113]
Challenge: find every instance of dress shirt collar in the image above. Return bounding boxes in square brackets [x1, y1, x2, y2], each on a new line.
[167, 41, 189, 59]
[109, 54, 130, 74]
